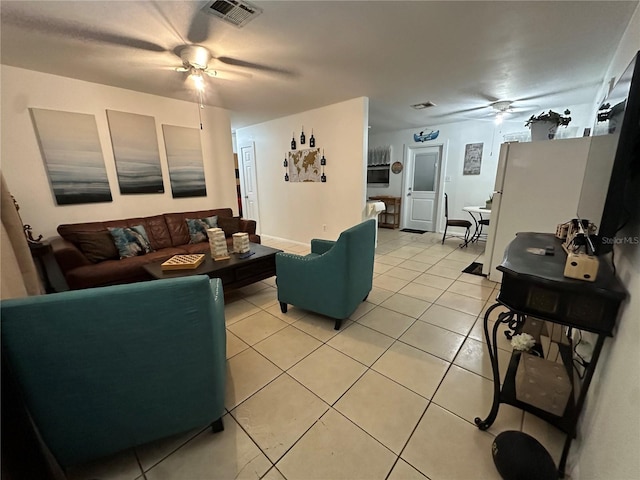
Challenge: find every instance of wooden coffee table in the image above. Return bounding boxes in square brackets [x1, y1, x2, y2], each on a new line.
[142, 243, 282, 291]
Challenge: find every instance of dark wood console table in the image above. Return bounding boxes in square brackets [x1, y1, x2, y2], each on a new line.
[474, 232, 627, 477]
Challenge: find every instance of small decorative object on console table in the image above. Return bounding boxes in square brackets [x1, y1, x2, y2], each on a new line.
[207, 228, 229, 260]
[525, 109, 571, 141]
[474, 232, 627, 478]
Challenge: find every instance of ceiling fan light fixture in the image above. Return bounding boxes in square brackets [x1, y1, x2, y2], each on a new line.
[179, 45, 212, 71]
[491, 100, 513, 113]
[190, 70, 205, 92]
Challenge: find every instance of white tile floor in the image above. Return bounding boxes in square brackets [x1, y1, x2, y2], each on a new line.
[67, 229, 568, 480]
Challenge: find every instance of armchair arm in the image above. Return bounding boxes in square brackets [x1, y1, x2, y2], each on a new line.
[311, 239, 335, 255]
[50, 236, 91, 274]
[238, 218, 257, 236]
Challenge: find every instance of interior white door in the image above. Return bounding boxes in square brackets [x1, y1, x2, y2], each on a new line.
[405, 146, 440, 231]
[239, 144, 261, 228]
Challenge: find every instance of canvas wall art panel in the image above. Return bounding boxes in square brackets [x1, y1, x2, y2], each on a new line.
[30, 108, 112, 205]
[463, 142, 483, 175]
[106, 110, 164, 194]
[162, 125, 207, 198]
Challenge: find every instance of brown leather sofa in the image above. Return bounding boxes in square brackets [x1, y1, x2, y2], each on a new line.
[51, 208, 260, 290]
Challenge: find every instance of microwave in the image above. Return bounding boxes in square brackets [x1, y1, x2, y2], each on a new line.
[367, 165, 390, 185]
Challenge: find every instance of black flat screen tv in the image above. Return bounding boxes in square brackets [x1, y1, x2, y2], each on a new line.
[577, 50, 640, 255]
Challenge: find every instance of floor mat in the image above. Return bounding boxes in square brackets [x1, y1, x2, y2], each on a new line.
[462, 261, 485, 276]
[400, 228, 427, 234]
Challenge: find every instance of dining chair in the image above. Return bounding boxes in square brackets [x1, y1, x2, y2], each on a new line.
[442, 193, 472, 245]
[477, 218, 490, 241]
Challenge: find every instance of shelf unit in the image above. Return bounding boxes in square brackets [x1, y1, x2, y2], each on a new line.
[474, 232, 627, 478]
[369, 196, 401, 229]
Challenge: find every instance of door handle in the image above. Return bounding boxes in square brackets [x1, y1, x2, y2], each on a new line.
[245, 196, 249, 198]
[407, 193, 412, 196]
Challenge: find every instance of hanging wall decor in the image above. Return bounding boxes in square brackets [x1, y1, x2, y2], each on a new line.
[30, 108, 112, 205]
[309, 129, 316, 147]
[413, 130, 440, 142]
[291, 133, 297, 150]
[300, 126, 306, 145]
[463, 142, 483, 175]
[287, 148, 322, 182]
[162, 125, 207, 197]
[106, 110, 164, 194]
[391, 161, 403, 174]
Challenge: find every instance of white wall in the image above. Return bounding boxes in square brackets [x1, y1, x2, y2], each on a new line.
[1, 66, 237, 238]
[236, 97, 369, 244]
[369, 119, 520, 232]
[369, 104, 594, 232]
[570, 5, 640, 479]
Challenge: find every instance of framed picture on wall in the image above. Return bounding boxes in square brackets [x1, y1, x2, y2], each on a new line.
[106, 110, 164, 194]
[162, 125, 207, 198]
[30, 108, 112, 205]
[463, 142, 483, 175]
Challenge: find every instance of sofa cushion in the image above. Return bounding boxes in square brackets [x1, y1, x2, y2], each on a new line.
[164, 209, 233, 247]
[75, 231, 119, 263]
[62, 248, 187, 293]
[108, 225, 154, 259]
[218, 217, 241, 237]
[203, 215, 218, 228]
[186, 219, 209, 243]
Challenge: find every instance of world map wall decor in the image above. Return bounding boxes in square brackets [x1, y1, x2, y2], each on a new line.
[284, 128, 326, 182]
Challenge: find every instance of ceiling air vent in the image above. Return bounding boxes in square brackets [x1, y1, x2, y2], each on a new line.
[202, 0, 263, 28]
[411, 101, 437, 110]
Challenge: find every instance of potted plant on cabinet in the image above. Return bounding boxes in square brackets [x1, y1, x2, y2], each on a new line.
[485, 195, 493, 210]
[525, 109, 571, 141]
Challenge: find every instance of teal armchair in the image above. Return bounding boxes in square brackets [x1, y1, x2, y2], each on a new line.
[276, 219, 376, 330]
[1, 276, 226, 468]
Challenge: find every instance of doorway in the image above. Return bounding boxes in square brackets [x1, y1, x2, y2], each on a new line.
[238, 143, 261, 230]
[403, 145, 444, 231]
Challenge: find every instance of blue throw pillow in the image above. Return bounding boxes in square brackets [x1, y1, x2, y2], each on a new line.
[108, 225, 154, 259]
[186, 218, 209, 243]
[203, 215, 218, 228]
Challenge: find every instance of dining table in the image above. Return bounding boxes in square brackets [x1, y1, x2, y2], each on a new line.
[462, 206, 492, 246]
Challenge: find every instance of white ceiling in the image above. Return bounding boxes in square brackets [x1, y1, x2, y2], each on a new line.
[1, 1, 637, 133]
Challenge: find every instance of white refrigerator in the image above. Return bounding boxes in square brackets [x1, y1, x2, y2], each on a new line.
[482, 137, 593, 282]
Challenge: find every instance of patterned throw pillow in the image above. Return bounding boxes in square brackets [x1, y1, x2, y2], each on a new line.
[108, 225, 154, 259]
[186, 218, 209, 243]
[203, 215, 218, 228]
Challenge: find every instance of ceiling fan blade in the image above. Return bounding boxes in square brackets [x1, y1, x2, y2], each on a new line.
[217, 56, 297, 77]
[186, 11, 211, 45]
[204, 68, 252, 80]
[2, 12, 167, 52]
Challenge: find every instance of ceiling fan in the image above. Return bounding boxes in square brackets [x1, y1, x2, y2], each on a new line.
[173, 44, 253, 89]
[429, 96, 539, 124]
[1, 3, 295, 85]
